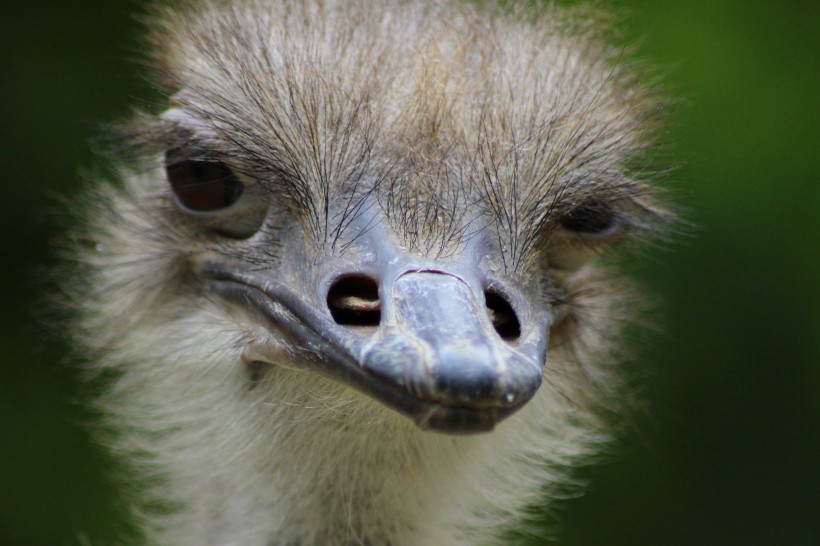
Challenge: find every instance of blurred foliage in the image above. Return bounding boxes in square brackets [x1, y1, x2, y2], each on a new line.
[1, 0, 817, 544]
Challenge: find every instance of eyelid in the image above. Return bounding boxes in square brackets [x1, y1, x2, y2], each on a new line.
[159, 106, 220, 146]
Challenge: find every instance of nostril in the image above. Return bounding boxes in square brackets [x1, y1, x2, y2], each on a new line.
[485, 291, 521, 341]
[327, 276, 381, 327]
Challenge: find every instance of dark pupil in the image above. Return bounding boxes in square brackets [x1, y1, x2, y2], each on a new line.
[559, 202, 616, 234]
[166, 158, 243, 212]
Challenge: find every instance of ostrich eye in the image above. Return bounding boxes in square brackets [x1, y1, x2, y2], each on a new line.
[559, 201, 619, 236]
[166, 155, 244, 212]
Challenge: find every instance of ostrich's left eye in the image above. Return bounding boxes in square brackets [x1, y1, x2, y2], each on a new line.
[166, 157, 244, 212]
[559, 201, 619, 238]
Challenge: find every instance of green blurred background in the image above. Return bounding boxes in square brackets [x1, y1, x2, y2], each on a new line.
[1, 0, 817, 544]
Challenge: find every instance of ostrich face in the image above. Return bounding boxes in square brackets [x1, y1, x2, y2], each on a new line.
[159, 105, 554, 434]
[101, 0, 665, 435]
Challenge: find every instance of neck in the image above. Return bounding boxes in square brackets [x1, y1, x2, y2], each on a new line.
[96, 317, 600, 545]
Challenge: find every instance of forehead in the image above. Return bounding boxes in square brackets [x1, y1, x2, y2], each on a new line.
[155, 0, 644, 161]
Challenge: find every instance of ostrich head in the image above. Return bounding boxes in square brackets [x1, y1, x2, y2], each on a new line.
[68, 0, 671, 543]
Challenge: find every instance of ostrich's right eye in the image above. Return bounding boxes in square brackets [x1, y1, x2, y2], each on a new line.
[166, 157, 244, 212]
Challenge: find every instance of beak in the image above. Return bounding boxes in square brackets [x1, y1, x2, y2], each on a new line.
[204, 260, 549, 434]
[360, 271, 544, 431]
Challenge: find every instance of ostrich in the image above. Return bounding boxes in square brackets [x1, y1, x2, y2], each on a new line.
[66, 0, 671, 544]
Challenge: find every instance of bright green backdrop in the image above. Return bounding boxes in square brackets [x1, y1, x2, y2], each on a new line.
[1, 1, 817, 544]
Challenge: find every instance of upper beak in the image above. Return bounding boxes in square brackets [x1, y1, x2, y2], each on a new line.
[205, 261, 549, 434]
